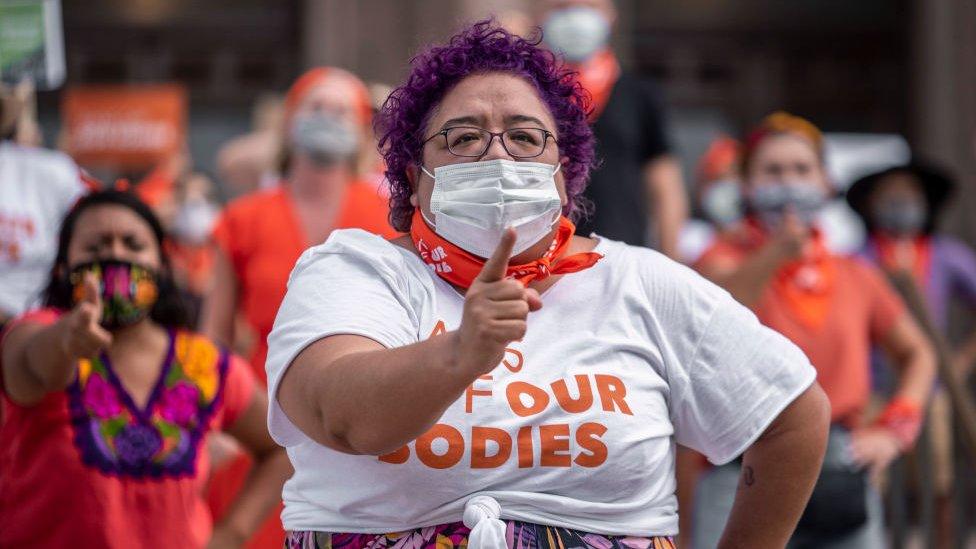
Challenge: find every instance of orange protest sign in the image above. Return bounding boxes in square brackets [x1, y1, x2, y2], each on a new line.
[62, 83, 186, 169]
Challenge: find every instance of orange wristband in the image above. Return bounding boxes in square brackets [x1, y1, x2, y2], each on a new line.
[874, 396, 923, 451]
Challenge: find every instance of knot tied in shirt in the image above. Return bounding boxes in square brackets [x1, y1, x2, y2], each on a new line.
[463, 495, 507, 549]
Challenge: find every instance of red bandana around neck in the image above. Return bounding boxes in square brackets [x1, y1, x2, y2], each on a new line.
[574, 49, 621, 122]
[409, 210, 603, 289]
[770, 230, 837, 330]
[874, 234, 931, 287]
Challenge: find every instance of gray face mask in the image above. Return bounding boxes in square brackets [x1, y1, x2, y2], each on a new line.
[290, 111, 359, 167]
[873, 200, 926, 237]
[748, 181, 827, 229]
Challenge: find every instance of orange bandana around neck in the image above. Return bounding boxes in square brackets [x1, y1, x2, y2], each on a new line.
[575, 49, 620, 122]
[409, 210, 603, 289]
[874, 235, 931, 287]
[770, 231, 836, 330]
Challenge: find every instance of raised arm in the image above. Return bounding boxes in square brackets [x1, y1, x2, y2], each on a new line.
[699, 213, 807, 307]
[1, 274, 112, 406]
[276, 229, 542, 455]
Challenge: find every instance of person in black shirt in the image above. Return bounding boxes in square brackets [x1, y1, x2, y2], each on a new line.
[536, 0, 688, 255]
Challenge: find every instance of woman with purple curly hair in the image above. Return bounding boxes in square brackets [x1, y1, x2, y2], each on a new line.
[267, 21, 830, 548]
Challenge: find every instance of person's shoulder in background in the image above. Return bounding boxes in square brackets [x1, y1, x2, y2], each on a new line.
[213, 186, 286, 238]
[613, 71, 672, 159]
[0, 141, 82, 194]
[221, 185, 285, 218]
[209, 186, 289, 264]
[692, 226, 753, 275]
[932, 233, 976, 301]
[932, 233, 976, 265]
[341, 179, 399, 239]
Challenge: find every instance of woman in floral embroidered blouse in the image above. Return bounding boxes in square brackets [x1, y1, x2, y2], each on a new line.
[0, 189, 291, 549]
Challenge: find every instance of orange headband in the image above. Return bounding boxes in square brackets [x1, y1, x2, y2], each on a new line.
[283, 67, 372, 130]
[743, 111, 824, 172]
[697, 136, 741, 184]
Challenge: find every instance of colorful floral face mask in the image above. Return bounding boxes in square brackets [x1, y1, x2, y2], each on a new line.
[70, 259, 159, 330]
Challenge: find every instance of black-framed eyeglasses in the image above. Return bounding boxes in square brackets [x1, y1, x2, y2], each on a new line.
[422, 126, 556, 159]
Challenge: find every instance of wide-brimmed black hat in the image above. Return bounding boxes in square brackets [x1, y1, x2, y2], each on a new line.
[846, 162, 955, 234]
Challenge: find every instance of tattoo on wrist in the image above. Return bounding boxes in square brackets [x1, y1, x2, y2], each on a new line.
[741, 465, 755, 487]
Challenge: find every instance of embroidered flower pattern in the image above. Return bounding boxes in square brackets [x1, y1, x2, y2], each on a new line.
[177, 333, 220, 401]
[67, 331, 227, 478]
[78, 359, 93, 384]
[82, 373, 122, 419]
[158, 382, 201, 426]
[115, 424, 162, 466]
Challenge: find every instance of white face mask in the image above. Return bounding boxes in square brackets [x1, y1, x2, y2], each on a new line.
[171, 198, 219, 246]
[422, 159, 563, 259]
[542, 6, 610, 63]
[701, 179, 743, 227]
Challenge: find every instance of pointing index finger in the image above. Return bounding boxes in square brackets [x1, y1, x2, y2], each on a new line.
[83, 273, 101, 304]
[81, 272, 103, 322]
[476, 228, 516, 283]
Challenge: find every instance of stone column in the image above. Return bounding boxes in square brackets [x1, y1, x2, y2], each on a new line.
[912, 0, 976, 240]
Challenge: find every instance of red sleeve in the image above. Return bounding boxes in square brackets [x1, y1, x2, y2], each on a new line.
[219, 353, 257, 430]
[1, 308, 63, 347]
[859, 261, 908, 341]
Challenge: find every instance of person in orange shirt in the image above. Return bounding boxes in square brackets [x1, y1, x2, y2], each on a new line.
[691, 112, 936, 549]
[200, 67, 397, 549]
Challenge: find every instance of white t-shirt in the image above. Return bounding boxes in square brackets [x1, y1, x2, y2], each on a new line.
[0, 142, 84, 317]
[265, 229, 816, 536]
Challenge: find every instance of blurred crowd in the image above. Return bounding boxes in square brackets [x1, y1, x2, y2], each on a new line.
[1, 0, 975, 548]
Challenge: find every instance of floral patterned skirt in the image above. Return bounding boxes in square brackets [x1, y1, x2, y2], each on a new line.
[285, 521, 675, 549]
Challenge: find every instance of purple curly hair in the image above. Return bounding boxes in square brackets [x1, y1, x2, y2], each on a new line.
[375, 20, 596, 232]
